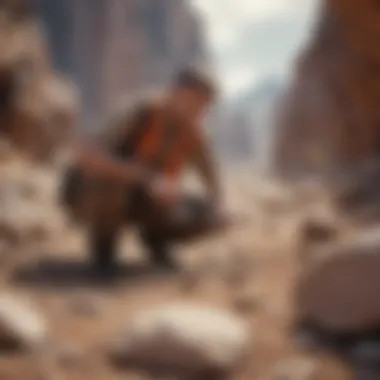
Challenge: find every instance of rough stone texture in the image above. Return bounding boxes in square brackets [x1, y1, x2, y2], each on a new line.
[0, 0, 79, 161]
[274, 0, 380, 177]
[108, 303, 251, 377]
[0, 161, 66, 246]
[0, 293, 48, 351]
[296, 228, 380, 332]
[330, 160, 380, 221]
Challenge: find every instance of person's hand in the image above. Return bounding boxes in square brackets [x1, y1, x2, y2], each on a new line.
[147, 177, 180, 208]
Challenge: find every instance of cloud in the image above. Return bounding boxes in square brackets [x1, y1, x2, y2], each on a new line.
[224, 67, 259, 95]
[191, 0, 318, 96]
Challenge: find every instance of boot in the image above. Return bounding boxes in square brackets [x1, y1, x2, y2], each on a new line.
[140, 230, 179, 271]
[88, 227, 118, 277]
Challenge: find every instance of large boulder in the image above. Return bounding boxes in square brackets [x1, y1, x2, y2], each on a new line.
[296, 228, 380, 333]
[108, 303, 251, 377]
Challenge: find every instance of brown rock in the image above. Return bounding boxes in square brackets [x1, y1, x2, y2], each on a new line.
[296, 228, 380, 332]
[0, 2, 80, 161]
[233, 286, 261, 314]
[297, 215, 340, 264]
[66, 295, 105, 317]
[223, 249, 255, 288]
[300, 217, 338, 245]
[55, 343, 86, 368]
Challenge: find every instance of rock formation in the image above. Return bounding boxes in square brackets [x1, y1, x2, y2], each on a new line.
[274, 0, 380, 178]
[0, 0, 79, 161]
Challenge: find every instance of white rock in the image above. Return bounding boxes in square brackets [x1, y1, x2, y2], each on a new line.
[0, 294, 48, 351]
[0, 165, 64, 246]
[109, 304, 251, 377]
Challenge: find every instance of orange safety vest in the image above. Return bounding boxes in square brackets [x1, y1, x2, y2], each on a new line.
[133, 109, 199, 181]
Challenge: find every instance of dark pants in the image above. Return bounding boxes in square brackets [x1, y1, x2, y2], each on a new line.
[61, 167, 227, 267]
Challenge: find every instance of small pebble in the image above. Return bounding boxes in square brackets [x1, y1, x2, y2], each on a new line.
[67, 295, 104, 317]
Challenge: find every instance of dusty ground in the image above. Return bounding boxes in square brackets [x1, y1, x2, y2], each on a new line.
[0, 165, 353, 380]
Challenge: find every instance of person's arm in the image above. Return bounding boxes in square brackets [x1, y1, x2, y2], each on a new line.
[190, 128, 221, 204]
[71, 102, 153, 185]
[73, 144, 149, 185]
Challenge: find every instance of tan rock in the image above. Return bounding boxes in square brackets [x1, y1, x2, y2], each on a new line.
[296, 228, 380, 332]
[0, 164, 65, 246]
[0, 2, 80, 162]
[108, 303, 251, 377]
[233, 286, 261, 314]
[0, 293, 48, 351]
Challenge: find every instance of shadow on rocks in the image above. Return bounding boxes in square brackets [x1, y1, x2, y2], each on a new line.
[10, 256, 181, 290]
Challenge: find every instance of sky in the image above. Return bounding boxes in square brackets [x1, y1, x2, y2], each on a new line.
[191, 0, 319, 97]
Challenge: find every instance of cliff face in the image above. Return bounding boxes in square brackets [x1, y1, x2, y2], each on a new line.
[274, 0, 380, 178]
[35, 0, 208, 123]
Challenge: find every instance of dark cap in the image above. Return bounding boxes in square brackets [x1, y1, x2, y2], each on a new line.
[173, 67, 217, 101]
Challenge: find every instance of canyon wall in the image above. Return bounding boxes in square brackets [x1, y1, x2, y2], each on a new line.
[274, 0, 380, 178]
[35, 0, 208, 124]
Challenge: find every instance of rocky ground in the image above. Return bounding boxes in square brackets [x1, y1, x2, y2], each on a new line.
[0, 156, 354, 380]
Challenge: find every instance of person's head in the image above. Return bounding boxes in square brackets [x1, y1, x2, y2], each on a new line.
[168, 68, 217, 121]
